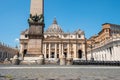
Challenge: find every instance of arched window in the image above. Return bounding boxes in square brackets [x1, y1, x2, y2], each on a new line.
[78, 35, 81, 38]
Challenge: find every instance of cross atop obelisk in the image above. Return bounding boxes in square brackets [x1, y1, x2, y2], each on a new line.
[30, 0, 44, 15]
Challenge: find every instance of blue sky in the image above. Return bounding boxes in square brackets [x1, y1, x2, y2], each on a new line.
[0, 0, 120, 47]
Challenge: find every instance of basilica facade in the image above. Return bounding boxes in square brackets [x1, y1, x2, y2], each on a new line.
[20, 18, 86, 60]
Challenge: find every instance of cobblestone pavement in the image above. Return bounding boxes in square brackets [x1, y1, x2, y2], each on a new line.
[0, 64, 120, 80]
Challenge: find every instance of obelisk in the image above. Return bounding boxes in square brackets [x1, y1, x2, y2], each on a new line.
[27, 0, 44, 59]
[30, 0, 44, 15]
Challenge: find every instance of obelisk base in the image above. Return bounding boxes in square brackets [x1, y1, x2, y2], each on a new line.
[21, 54, 44, 65]
[27, 39, 42, 55]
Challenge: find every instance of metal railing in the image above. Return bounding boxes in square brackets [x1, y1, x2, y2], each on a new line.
[73, 60, 120, 66]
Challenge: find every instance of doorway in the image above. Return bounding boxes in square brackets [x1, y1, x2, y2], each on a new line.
[23, 49, 27, 57]
[78, 50, 82, 58]
[51, 52, 55, 58]
[64, 52, 67, 58]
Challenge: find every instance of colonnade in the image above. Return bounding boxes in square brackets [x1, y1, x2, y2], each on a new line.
[0, 43, 18, 61]
[43, 42, 85, 60]
[87, 38, 120, 61]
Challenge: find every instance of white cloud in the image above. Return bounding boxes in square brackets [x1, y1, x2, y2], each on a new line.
[15, 38, 19, 43]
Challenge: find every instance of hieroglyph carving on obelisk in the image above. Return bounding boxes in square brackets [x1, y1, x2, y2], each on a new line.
[30, 0, 44, 15]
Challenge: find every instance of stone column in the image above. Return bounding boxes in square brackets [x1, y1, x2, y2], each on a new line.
[82, 43, 86, 59]
[100, 50, 102, 61]
[55, 44, 57, 59]
[66, 43, 73, 65]
[42, 44, 44, 56]
[67, 44, 70, 58]
[111, 47, 114, 61]
[98, 50, 100, 61]
[93, 51, 95, 60]
[101, 50, 103, 61]
[108, 47, 110, 61]
[118, 46, 120, 61]
[105, 49, 107, 61]
[95, 51, 97, 60]
[44, 44, 47, 59]
[104, 49, 106, 61]
[59, 44, 61, 58]
[101, 50, 104, 61]
[73, 44, 76, 59]
[113, 45, 117, 61]
[62, 44, 64, 56]
[116, 46, 119, 61]
[49, 43, 51, 59]
[108, 48, 111, 61]
[20, 44, 23, 54]
[20, 44, 24, 59]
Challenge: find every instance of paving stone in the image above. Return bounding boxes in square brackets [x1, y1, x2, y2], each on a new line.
[0, 65, 120, 80]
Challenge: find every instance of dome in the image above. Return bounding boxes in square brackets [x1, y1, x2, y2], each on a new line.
[45, 18, 64, 34]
